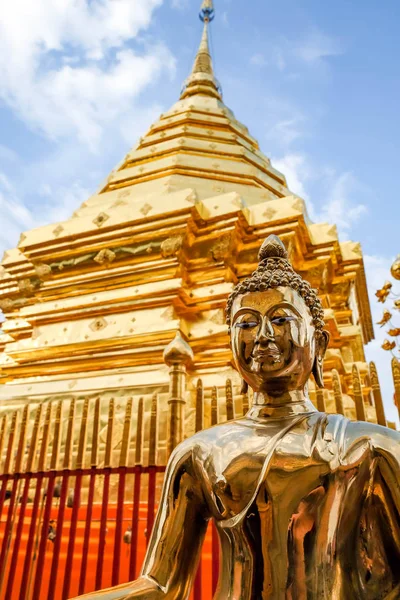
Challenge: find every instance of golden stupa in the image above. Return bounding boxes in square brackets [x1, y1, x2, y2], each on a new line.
[0, 2, 396, 599]
[0, 1, 380, 426]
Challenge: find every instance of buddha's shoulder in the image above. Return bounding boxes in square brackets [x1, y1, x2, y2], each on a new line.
[183, 413, 344, 451]
[314, 413, 400, 465]
[187, 419, 252, 447]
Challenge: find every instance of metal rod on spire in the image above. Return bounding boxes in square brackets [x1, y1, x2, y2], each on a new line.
[180, 0, 221, 100]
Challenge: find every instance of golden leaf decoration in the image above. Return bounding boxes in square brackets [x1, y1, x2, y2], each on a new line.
[382, 339, 396, 351]
[376, 309, 392, 326]
[388, 328, 400, 337]
[375, 287, 391, 303]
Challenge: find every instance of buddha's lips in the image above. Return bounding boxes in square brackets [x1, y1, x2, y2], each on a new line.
[252, 346, 281, 361]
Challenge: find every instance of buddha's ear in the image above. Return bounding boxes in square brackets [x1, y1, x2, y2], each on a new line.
[312, 330, 330, 388]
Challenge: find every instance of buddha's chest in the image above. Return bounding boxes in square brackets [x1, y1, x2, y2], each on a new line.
[207, 432, 332, 520]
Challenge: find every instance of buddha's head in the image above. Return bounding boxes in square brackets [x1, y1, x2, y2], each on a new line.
[226, 235, 329, 395]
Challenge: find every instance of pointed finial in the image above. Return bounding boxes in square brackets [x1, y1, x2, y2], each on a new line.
[180, 0, 221, 100]
[163, 331, 194, 366]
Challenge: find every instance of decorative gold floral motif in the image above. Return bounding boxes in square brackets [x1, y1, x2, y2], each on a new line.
[18, 278, 40, 294]
[161, 236, 183, 258]
[89, 318, 108, 332]
[140, 203, 152, 217]
[0, 299, 14, 311]
[111, 199, 128, 209]
[94, 249, 116, 265]
[53, 225, 64, 238]
[34, 263, 52, 278]
[93, 212, 110, 228]
[210, 235, 231, 261]
[263, 206, 277, 220]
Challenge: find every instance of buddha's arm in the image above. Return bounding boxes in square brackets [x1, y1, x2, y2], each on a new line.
[344, 420, 400, 513]
[72, 440, 209, 600]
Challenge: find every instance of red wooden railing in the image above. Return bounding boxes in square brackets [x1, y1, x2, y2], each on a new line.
[0, 384, 247, 599]
[0, 466, 218, 600]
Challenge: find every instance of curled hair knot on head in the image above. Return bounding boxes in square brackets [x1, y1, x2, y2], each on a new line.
[226, 234, 325, 336]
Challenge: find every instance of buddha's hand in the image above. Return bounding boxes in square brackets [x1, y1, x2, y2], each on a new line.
[69, 577, 163, 600]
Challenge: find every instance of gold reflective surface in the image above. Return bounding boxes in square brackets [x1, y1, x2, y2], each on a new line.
[72, 237, 400, 600]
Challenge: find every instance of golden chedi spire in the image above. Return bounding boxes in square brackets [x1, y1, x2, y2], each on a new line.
[181, 0, 222, 100]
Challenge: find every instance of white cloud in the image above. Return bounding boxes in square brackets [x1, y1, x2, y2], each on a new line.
[250, 53, 267, 67]
[271, 118, 304, 146]
[171, 0, 189, 9]
[273, 48, 286, 71]
[250, 48, 285, 70]
[317, 171, 367, 233]
[40, 182, 92, 225]
[295, 30, 343, 64]
[263, 99, 306, 149]
[0, 173, 91, 262]
[272, 153, 311, 200]
[221, 11, 229, 27]
[0, 145, 18, 162]
[253, 28, 341, 77]
[272, 153, 367, 235]
[0, 0, 175, 150]
[0, 174, 37, 258]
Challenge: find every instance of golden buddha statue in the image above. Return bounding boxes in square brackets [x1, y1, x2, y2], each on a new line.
[73, 235, 400, 600]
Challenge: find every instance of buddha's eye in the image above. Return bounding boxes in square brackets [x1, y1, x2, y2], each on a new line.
[235, 321, 258, 330]
[270, 316, 296, 326]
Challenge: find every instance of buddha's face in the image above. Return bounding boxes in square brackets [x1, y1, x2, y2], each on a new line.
[230, 287, 327, 394]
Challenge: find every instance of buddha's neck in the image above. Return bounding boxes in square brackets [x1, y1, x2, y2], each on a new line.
[246, 389, 317, 420]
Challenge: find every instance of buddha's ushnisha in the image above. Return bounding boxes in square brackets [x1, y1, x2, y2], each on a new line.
[73, 236, 400, 600]
[226, 234, 325, 335]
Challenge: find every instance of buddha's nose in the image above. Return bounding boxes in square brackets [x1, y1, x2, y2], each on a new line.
[256, 317, 275, 344]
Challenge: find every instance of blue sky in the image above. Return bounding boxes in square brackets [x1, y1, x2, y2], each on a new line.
[0, 0, 399, 421]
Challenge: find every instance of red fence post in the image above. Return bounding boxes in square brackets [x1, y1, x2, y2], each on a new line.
[146, 467, 156, 546]
[61, 471, 83, 600]
[47, 473, 69, 599]
[31, 472, 56, 600]
[3, 476, 31, 599]
[0, 477, 20, 588]
[129, 469, 142, 581]
[0, 476, 10, 531]
[18, 474, 44, 600]
[95, 470, 111, 590]
[77, 470, 96, 597]
[112, 469, 126, 586]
